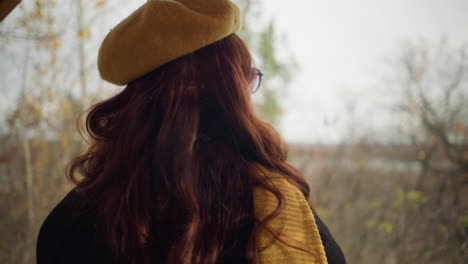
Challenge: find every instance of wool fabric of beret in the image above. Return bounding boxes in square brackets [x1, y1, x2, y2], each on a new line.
[97, 0, 242, 85]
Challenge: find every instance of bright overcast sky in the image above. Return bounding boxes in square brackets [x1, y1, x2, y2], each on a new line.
[259, 0, 468, 143]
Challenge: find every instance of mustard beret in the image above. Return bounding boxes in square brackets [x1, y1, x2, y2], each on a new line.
[97, 0, 242, 85]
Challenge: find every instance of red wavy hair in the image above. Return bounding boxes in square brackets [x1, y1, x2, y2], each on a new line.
[68, 34, 311, 264]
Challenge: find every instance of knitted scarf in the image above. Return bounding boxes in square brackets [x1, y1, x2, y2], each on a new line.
[249, 163, 328, 264]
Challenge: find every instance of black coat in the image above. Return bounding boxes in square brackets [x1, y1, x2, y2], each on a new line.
[37, 189, 346, 264]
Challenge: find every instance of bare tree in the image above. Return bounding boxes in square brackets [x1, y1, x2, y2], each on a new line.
[393, 38, 468, 262]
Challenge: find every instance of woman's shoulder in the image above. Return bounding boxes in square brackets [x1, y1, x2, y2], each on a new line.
[312, 209, 347, 264]
[38, 188, 89, 234]
[38, 188, 82, 239]
[37, 188, 103, 264]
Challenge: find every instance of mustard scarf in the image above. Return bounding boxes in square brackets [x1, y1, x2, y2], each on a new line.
[249, 163, 328, 264]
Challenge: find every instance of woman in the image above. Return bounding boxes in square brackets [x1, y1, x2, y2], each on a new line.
[36, 0, 346, 263]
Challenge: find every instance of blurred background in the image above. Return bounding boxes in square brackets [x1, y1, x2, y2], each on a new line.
[1, 0, 467, 263]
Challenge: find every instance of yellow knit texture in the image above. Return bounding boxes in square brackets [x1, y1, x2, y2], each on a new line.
[251, 164, 328, 264]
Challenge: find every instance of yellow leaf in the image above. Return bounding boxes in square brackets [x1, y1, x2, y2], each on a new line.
[96, 0, 105, 8]
[77, 28, 91, 39]
[378, 221, 393, 233]
[417, 150, 426, 161]
[365, 220, 376, 229]
[52, 38, 60, 49]
[48, 16, 55, 24]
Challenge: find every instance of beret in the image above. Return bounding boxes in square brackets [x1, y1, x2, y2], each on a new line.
[97, 0, 242, 85]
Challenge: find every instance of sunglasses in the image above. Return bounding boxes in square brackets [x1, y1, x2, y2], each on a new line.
[249, 68, 263, 94]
